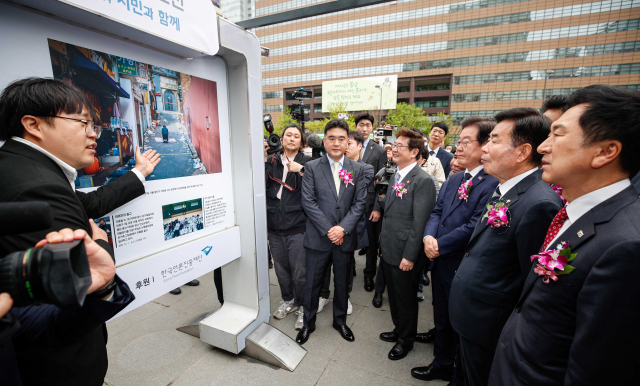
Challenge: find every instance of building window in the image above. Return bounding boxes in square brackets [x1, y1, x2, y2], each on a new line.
[163, 90, 177, 111]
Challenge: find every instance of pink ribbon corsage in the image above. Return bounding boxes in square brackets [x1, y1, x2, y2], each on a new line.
[530, 241, 577, 283]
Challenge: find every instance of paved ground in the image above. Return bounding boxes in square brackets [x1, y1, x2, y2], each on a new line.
[145, 113, 198, 181]
[104, 251, 447, 386]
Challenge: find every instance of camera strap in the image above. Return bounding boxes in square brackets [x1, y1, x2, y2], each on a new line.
[268, 155, 297, 192]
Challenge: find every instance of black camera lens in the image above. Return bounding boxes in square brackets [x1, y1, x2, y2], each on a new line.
[266, 133, 283, 155]
[0, 240, 92, 308]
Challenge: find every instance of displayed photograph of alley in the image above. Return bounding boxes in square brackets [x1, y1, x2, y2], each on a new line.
[47, 39, 223, 186]
[162, 198, 204, 241]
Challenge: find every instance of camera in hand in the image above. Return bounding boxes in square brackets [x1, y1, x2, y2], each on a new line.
[374, 160, 398, 202]
[374, 127, 394, 138]
[263, 114, 283, 155]
[0, 202, 92, 308]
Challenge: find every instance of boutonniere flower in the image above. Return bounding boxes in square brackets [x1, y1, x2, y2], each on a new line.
[457, 180, 473, 201]
[530, 241, 577, 283]
[393, 183, 407, 199]
[483, 202, 509, 228]
[338, 169, 354, 187]
[549, 183, 567, 205]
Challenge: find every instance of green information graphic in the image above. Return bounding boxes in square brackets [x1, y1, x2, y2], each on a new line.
[322, 75, 397, 112]
[117, 56, 138, 76]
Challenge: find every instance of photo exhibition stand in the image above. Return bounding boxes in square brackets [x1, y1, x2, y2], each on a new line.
[0, 0, 305, 371]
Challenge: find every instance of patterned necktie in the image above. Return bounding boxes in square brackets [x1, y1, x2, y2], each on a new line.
[333, 161, 341, 197]
[394, 172, 401, 185]
[429, 150, 435, 157]
[464, 172, 472, 182]
[541, 207, 568, 251]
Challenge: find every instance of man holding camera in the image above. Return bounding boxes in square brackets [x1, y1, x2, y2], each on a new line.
[296, 119, 367, 345]
[0, 78, 159, 385]
[353, 113, 387, 293]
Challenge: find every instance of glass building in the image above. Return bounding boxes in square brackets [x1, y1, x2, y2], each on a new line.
[255, 0, 640, 134]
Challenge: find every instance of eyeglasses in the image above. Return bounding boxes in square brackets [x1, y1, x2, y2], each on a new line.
[391, 143, 409, 150]
[48, 116, 102, 139]
[455, 139, 478, 149]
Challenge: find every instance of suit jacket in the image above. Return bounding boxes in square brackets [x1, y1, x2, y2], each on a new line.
[433, 148, 453, 178]
[361, 140, 387, 213]
[490, 187, 640, 386]
[380, 164, 437, 267]
[424, 169, 499, 284]
[0, 139, 141, 386]
[632, 171, 640, 194]
[301, 156, 367, 252]
[449, 169, 562, 350]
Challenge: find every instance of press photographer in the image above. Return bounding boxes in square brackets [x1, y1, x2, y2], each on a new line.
[0, 77, 158, 386]
[264, 123, 311, 330]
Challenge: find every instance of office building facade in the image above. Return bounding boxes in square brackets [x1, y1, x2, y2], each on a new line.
[256, 0, 640, 136]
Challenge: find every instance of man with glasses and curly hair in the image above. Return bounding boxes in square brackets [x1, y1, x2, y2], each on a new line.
[0, 77, 160, 386]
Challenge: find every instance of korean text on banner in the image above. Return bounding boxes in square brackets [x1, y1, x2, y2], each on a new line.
[60, 0, 219, 55]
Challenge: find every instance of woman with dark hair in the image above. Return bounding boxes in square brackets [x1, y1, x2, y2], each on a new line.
[264, 124, 311, 330]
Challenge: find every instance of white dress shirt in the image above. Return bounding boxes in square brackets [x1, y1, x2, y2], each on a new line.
[396, 161, 418, 183]
[428, 146, 441, 157]
[466, 164, 484, 179]
[12, 136, 145, 191]
[547, 179, 631, 248]
[327, 154, 345, 172]
[497, 167, 538, 197]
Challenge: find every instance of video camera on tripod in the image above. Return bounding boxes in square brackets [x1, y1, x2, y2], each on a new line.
[263, 88, 312, 155]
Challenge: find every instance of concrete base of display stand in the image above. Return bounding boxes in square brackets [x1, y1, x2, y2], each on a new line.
[177, 317, 306, 371]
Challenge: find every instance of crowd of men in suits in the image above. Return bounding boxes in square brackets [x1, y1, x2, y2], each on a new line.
[2, 77, 638, 386]
[268, 85, 640, 386]
[163, 214, 204, 241]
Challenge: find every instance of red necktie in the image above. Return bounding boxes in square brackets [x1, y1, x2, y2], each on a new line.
[541, 207, 568, 251]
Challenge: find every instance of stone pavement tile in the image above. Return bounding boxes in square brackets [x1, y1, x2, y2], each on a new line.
[316, 359, 411, 386]
[171, 351, 329, 386]
[105, 307, 212, 386]
[331, 306, 443, 385]
[106, 301, 166, 338]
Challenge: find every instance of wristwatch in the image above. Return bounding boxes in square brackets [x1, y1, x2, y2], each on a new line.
[89, 278, 117, 299]
[299, 166, 305, 174]
[342, 228, 349, 235]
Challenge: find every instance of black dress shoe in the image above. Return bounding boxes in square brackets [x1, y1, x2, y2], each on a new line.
[388, 342, 413, 360]
[415, 327, 435, 343]
[372, 292, 383, 308]
[169, 288, 181, 295]
[379, 331, 399, 342]
[358, 247, 368, 256]
[410, 363, 453, 381]
[333, 322, 355, 342]
[185, 280, 200, 286]
[295, 327, 315, 344]
[364, 277, 374, 292]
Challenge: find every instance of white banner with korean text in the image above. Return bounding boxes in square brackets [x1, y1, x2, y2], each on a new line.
[60, 0, 219, 55]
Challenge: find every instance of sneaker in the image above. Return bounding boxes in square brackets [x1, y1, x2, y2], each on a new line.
[273, 300, 298, 320]
[417, 291, 425, 302]
[294, 307, 304, 330]
[347, 300, 353, 315]
[317, 297, 328, 313]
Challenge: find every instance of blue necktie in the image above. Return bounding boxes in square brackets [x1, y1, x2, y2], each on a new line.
[395, 173, 401, 185]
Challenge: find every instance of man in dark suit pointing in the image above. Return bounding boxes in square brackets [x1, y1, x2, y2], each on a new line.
[449, 108, 563, 386]
[0, 78, 159, 386]
[490, 86, 640, 386]
[296, 119, 367, 344]
[411, 117, 499, 383]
